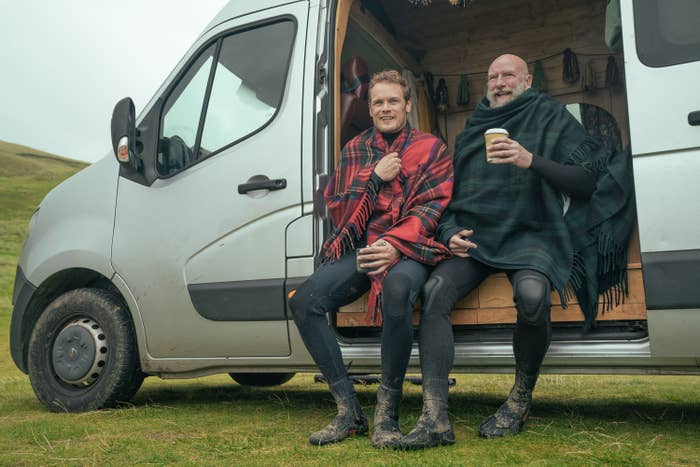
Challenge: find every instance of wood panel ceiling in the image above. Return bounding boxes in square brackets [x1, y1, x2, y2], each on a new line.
[375, 0, 608, 71]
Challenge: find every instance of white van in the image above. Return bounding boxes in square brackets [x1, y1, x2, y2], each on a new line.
[10, 0, 700, 411]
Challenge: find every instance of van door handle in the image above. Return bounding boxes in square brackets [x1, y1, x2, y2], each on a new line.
[689, 111, 700, 126]
[238, 176, 287, 194]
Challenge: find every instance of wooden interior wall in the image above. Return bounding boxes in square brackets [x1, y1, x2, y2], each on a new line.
[380, 0, 628, 154]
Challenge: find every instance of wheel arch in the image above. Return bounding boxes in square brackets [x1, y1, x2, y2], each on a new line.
[11, 268, 137, 374]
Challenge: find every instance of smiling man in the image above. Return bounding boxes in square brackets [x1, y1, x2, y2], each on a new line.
[289, 70, 453, 447]
[399, 54, 631, 449]
[486, 54, 533, 108]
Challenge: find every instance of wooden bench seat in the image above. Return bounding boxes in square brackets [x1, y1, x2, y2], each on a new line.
[337, 227, 645, 327]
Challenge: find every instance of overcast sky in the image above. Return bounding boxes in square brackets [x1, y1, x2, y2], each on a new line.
[0, 0, 228, 162]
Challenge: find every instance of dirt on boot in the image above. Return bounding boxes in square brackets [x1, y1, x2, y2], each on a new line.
[371, 386, 402, 448]
[309, 384, 368, 446]
[309, 412, 368, 446]
[479, 386, 532, 438]
[397, 398, 455, 450]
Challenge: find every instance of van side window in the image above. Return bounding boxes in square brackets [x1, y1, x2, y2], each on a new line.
[158, 20, 295, 176]
[634, 0, 700, 67]
[159, 45, 216, 175]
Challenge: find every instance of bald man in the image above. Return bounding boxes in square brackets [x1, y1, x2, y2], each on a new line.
[399, 54, 611, 448]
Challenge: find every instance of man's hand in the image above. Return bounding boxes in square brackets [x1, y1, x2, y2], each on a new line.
[374, 152, 401, 182]
[487, 137, 533, 169]
[357, 240, 400, 276]
[448, 229, 477, 258]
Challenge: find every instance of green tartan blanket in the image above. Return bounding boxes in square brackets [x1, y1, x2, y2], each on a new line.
[438, 88, 635, 328]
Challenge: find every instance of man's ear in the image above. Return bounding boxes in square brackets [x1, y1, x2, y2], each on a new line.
[525, 73, 533, 88]
[405, 98, 413, 113]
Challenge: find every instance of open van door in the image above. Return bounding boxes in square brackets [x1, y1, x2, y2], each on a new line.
[112, 2, 309, 360]
[621, 0, 700, 357]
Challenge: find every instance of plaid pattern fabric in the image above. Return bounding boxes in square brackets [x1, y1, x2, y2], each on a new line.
[323, 124, 453, 324]
[438, 89, 633, 328]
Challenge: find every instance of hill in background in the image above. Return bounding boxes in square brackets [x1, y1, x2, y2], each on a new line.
[0, 140, 88, 313]
[0, 140, 87, 179]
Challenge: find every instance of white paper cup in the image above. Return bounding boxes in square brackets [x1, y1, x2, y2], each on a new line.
[484, 128, 509, 162]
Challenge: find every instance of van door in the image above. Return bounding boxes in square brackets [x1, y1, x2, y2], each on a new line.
[112, 3, 309, 359]
[621, 0, 700, 356]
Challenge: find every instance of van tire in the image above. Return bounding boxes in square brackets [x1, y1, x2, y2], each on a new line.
[27, 288, 144, 412]
[229, 372, 295, 387]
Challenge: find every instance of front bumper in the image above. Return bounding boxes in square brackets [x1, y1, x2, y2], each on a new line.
[10, 265, 37, 374]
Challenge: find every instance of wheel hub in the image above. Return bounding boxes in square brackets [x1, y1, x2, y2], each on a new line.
[52, 318, 107, 386]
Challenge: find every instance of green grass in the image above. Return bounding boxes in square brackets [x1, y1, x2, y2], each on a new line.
[1, 140, 699, 465]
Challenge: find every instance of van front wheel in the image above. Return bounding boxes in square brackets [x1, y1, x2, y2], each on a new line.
[27, 288, 144, 412]
[229, 372, 295, 387]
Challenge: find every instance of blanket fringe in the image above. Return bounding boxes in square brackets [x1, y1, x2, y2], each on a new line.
[567, 230, 630, 329]
[365, 286, 383, 326]
[595, 231, 629, 313]
[322, 186, 376, 264]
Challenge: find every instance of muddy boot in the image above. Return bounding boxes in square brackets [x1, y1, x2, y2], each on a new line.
[371, 385, 402, 448]
[308, 379, 368, 446]
[398, 378, 455, 450]
[479, 369, 537, 438]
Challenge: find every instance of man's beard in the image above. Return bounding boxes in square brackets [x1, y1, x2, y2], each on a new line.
[489, 81, 528, 108]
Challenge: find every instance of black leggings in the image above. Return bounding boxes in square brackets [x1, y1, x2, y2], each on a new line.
[289, 252, 430, 390]
[419, 257, 552, 383]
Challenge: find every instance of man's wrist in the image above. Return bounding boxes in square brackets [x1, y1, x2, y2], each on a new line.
[528, 153, 543, 170]
[369, 172, 385, 189]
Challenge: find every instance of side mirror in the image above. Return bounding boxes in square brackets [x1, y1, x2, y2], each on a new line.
[110, 97, 138, 168]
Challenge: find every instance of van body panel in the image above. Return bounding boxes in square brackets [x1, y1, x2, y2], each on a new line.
[17, 155, 118, 285]
[141, 326, 315, 376]
[285, 211, 314, 258]
[631, 150, 700, 254]
[184, 205, 303, 285]
[621, 0, 700, 359]
[205, 0, 311, 36]
[342, 340, 694, 373]
[286, 258, 314, 279]
[136, 336, 696, 378]
[648, 309, 700, 357]
[9, 266, 36, 373]
[622, 0, 700, 157]
[188, 278, 286, 321]
[110, 271, 150, 362]
[622, 0, 700, 254]
[111, 271, 310, 366]
[9, 155, 119, 373]
[641, 249, 700, 310]
[111, 2, 310, 359]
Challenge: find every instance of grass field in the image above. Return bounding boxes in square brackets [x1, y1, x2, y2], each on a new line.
[1, 140, 699, 465]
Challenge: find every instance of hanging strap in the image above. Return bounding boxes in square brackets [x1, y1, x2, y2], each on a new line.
[562, 48, 580, 83]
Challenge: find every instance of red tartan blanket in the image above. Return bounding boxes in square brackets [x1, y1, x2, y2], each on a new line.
[322, 125, 453, 324]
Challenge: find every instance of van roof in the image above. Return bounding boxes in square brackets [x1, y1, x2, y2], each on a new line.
[204, 0, 310, 36]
